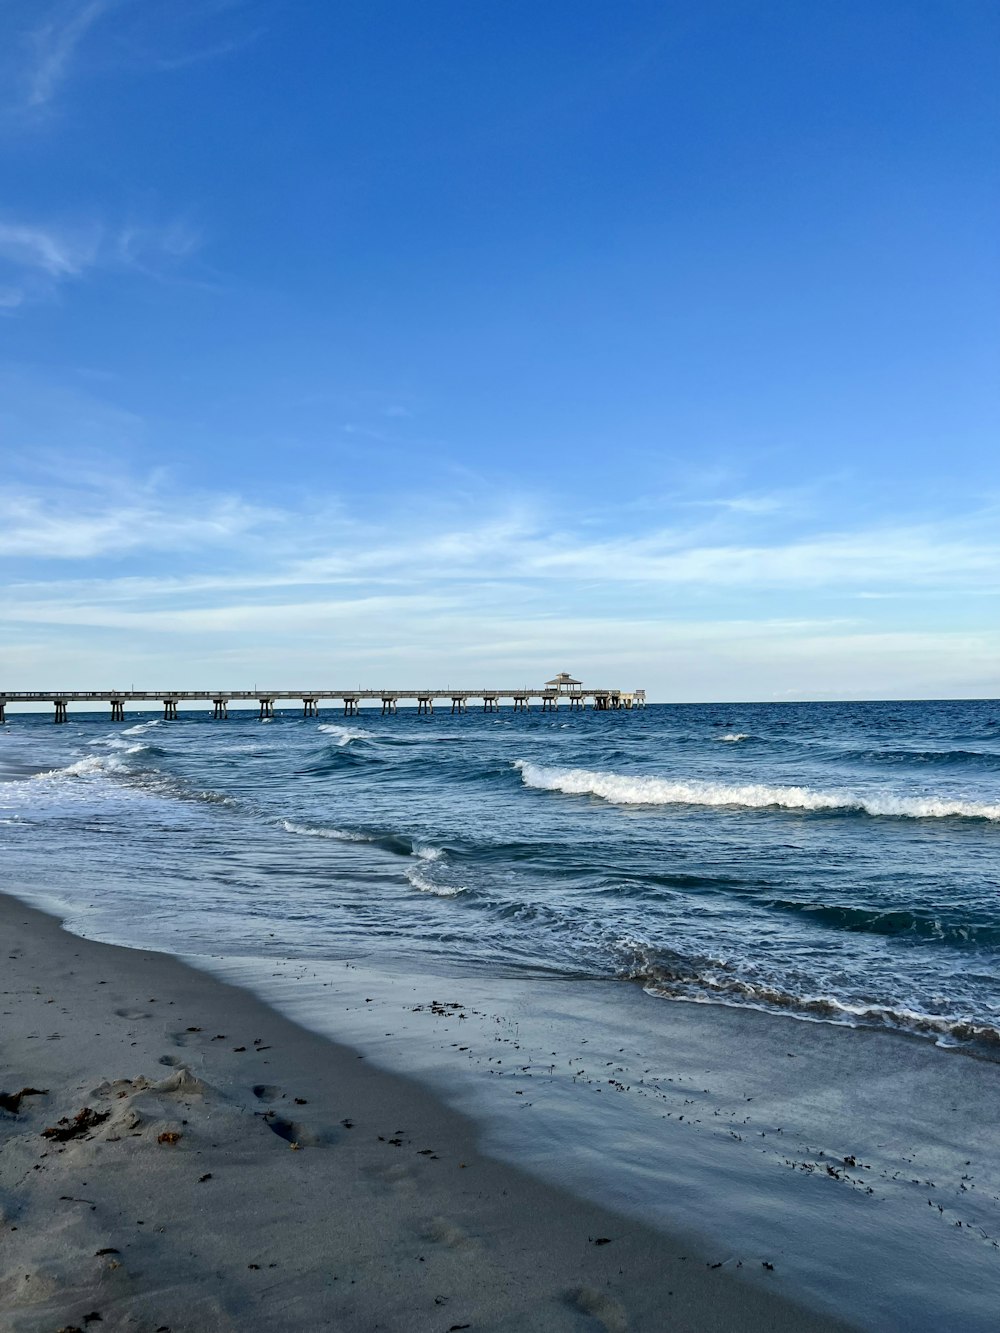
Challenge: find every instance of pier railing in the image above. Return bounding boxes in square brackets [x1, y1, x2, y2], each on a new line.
[0, 687, 646, 722]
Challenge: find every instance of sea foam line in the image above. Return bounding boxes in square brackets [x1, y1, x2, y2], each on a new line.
[515, 761, 1000, 821]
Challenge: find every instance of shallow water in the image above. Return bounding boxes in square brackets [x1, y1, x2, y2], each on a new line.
[2, 700, 998, 1051]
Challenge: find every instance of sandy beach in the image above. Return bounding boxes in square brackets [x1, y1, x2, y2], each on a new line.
[0, 894, 854, 1332]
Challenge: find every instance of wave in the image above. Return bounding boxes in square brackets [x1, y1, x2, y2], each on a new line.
[767, 899, 1000, 946]
[122, 720, 161, 736]
[36, 753, 130, 780]
[278, 817, 460, 896]
[404, 845, 466, 897]
[279, 818, 372, 843]
[318, 723, 374, 746]
[515, 761, 1000, 822]
[717, 733, 750, 743]
[617, 941, 1000, 1050]
[844, 747, 1000, 771]
[27, 748, 238, 811]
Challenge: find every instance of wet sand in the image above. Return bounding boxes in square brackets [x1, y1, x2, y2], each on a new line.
[0, 894, 851, 1333]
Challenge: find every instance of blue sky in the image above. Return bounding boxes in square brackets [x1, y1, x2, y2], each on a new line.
[1, 0, 997, 701]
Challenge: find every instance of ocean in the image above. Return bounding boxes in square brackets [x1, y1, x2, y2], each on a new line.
[3, 698, 1000, 1329]
[2, 699, 998, 1050]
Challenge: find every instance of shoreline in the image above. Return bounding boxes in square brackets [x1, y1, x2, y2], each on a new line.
[0, 893, 852, 1333]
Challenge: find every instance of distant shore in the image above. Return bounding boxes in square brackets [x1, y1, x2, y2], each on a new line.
[0, 893, 850, 1332]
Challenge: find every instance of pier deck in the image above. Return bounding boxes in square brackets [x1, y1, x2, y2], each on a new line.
[0, 682, 645, 722]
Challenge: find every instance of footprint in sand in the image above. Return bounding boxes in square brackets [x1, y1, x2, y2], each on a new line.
[168, 1030, 205, 1048]
[252, 1084, 284, 1102]
[158, 1054, 183, 1068]
[263, 1115, 327, 1146]
[115, 1008, 151, 1020]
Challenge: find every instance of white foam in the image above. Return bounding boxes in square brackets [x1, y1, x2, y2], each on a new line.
[279, 818, 370, 842]
[122, 720, 161, 736]
[36, 753, 128, 780]
[404, 862, 465, 896]
[318, 723, 374, 746]
[404, 844, 464, 895]
[515, 761, 1000, 821]
[90, 735, 151, 754]
[717, 733, 749, 742]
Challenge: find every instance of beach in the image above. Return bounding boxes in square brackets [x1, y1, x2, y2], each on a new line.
[0, 894, 853, 1332]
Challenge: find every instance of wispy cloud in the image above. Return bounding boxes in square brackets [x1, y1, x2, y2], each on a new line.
[25, 0, 113, 110]
[1, 462, 997, 697]
[0, 491, 275, 559]
[0, 219, 99, 275]
[153, 26, 265, 72]
[2, 469, 999, 596]
[0, 213, 203, 311]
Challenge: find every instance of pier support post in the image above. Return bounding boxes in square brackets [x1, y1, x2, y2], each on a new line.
[110, 698, 125, 722]
[54, 699, 68, 724]
[0, 699, 5, 725]
[258, 697, 274, 720]
[483, 696, 498, 712]
[163, 699, 178, 721]
[303, 698, 318, 718]
[343, 697, 359, 717]
[417, 696, 433, 715]
[381, 697, 397, 716]
[213, 697, 229, 719]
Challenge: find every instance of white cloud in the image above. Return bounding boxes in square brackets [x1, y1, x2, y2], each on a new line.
[0, 492, 274, 559]
[0, 213, 203, 311]
[1, 472, 998, 699]
[25, 0, 113, 109]
[0, 220, 99, 275]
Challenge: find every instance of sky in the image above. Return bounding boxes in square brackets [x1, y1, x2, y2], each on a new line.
[1, 0, 998, 702]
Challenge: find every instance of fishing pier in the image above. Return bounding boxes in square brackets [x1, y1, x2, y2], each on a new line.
[0, 673, 645, 723]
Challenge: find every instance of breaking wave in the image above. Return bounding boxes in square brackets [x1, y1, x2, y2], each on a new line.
[122, 720, 162, 736]
[717, 733, 750, 742]
[279, 818, 372, 843]
[36, 753, 130, 780]
[515, 761, 1000, 821]
[318, 723, 374, 746]
[404, 845, 466, 897]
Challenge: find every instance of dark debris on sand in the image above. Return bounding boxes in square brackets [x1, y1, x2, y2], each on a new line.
[42, 1108, 110, 1141]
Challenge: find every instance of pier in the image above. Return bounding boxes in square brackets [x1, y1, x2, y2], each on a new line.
[0, 673, 645, 723]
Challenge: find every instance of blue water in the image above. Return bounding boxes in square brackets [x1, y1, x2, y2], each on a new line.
[2, 699, 999, 1052]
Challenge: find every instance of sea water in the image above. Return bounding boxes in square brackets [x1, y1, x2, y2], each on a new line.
[2, 699, 999, 1328]
[3, 699, 998, 1050]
